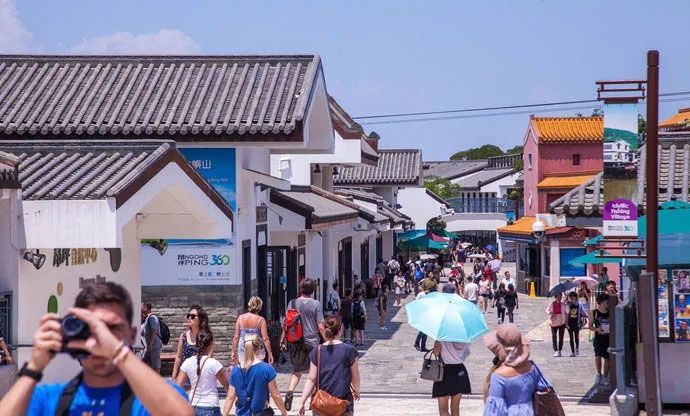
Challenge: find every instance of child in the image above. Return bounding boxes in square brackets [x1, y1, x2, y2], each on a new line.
[377, 286, 389, 330]
[566, 291, 588, 357]
[589, 293, 610, 385]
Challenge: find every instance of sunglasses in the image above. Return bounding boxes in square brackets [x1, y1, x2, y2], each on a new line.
[186, 314, 198, 320]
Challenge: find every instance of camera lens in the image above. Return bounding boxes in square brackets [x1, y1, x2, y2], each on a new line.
[62, 315, 86, 338]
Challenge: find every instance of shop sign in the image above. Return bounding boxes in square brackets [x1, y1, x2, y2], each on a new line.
[603, 199, 638, 237]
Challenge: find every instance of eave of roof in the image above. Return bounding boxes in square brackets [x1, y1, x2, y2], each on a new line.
[334, 148, 422, 186]
[425, 189, 450, 207]
[270, 185, 360, 229]
[0, 55, 321, 142]
[497, 216, 552, 236]
[660, 108, 690, 130]
[531, 115, 603, 143]
[537, 173, 597, 190]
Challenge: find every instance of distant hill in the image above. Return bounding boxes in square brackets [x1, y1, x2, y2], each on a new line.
[604, 127, 639, 150]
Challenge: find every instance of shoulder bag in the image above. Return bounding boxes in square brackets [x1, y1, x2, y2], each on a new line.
[531, 361, 565, 416]
[419, 349, 444, 382]
[189, 357, 207, 407]
[310, 345, 349, 416]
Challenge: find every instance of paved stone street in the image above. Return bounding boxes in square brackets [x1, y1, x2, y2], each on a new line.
[268, 264, 614, 414]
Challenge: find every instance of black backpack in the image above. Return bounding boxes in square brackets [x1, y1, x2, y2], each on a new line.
[56, 372, 134, 416]
[150, 315, 170, 345]
[353, 301, 365, 319]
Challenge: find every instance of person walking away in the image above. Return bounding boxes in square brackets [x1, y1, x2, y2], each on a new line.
[464, 276, 479, 305]
[394, 270, 406, 306]
[566, 292, 588, 357]
[377, 285, 389, 330]
[297, 315, 361, 416]
[589, 293, 611, 385]
[352, 292, 367, 346]
[177, 331, 228, 416]
[226, 334, 288, 416]
[173, 304, 212, 380]
[0, 282, 192, 416]
[431, 340, 471, 416]
[326, 281, 341, 318]
[546, 293, 567, 357]
[280, 278, 326, 411]
[232, 297, 273, 366]
[141, 302, 163, 373]
[504, 284, 518, 323]
[492, 283, 508, 324]
[482, 324, 555, 416]
[340, 289, 354, 343]
[488, 255, 502, 290]
[478, 275, 492, 314]
[414, 282, 431, 352]
[371, 269, 382, 298]
[387, 256, 400, 289]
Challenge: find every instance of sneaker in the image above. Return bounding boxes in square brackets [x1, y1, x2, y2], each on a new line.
[553, 351, 559, 357]
[497, 318, 501, 325]
[595, 374, 602, 384]
[558, 351, 562, 357]
[575, 349, 580, 356]
[569, 352, 576, 357]
[284, 391, 294, 411]
[602, 376, 610, 386]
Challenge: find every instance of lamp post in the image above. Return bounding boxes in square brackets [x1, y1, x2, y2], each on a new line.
[531, 220, 546, 296]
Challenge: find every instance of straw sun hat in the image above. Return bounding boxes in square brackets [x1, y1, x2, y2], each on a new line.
[483, 323, 531, 367]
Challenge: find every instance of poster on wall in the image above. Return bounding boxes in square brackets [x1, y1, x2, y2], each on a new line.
[141, 148, 236, 286]
[672, 269, 690, 342]
[602, 103, 641, 237]
[657, 270, 670, 338]
[559, 248, 586, 278]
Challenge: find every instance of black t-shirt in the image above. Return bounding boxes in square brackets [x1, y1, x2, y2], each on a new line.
[340, 298, 352, 319]
[494, 289, 507, 308]
[504, 291, 518, 308]
[309, 343, 358, 410]
[377, 294, 387, 311]
[593, 309, 610, 335]
[567, 301, 581, 327]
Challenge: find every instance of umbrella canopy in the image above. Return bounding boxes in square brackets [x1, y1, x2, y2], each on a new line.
[569, 251, 623, 266]
[639, 208, 690, 237]
[573, 276, 599, 286]
[398, 229, 427, 242]
[460, 242, 472, 249]
[468, 253, 487, 259]
[660, 200, 690, 210]
[430, 233, 451, 243]
[400, 234, 448, 251]
[405, 292, 489, 342]
[436, 229, 461, 240]
[548, 281, 578, 297]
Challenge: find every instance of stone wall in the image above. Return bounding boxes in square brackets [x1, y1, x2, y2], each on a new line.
[142, 285, 244, 365]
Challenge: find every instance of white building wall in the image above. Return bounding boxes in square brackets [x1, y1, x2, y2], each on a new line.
[398, 187, 446, 231]
[479, 171, 522, 198]
[0, 191, 19, 345]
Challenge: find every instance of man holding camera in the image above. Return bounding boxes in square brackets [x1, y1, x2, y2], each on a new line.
[0, 282, 192, 416]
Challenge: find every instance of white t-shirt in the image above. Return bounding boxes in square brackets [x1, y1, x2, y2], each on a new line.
[180, 355, 224, 407]
[439, 342, 470, 364]
[394, 276, 406, 294]
[464, 282, 479, 301]
[501, 278, 515, 288]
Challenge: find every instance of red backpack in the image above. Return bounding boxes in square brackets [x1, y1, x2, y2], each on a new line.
[284, 300, 303, 343]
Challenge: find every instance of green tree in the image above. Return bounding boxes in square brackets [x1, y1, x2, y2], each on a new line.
[505, 145, 523, 155]
[424, 176, 462, 199]
[450, 144, 503, 160]
[426, 216, 447, 233]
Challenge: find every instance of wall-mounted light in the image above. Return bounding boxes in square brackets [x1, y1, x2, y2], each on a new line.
[23, 249, 46, 270]
[313, 164, 321, 174]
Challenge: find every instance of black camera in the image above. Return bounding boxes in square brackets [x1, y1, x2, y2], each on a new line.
[60, 314, 91, 357]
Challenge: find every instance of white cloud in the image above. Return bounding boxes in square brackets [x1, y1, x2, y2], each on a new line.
[69, 29, 200, 54]
[0, 0, 36, 52]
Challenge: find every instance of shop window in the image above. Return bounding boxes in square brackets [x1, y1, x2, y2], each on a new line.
[528, 154, 533, 170]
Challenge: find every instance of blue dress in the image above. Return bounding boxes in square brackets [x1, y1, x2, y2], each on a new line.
[483, 364, 551, 416]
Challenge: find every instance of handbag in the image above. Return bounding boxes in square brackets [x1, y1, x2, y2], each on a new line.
[419, 349, 444, 382]
[531, 361, 565, 416]
[310, 345, 349, 416]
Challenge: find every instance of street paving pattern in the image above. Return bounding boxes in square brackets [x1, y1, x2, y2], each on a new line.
[271, 268, 613, 414]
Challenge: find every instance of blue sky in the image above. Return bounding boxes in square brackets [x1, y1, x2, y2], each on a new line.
[2, 0, 689, 160]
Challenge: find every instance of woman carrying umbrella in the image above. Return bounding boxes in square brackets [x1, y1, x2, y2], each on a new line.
[431, 339, 471, 416]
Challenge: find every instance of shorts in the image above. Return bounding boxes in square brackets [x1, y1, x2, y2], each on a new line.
[353, 317, 365, 331]
[378, 308, 386, 316]
[342, 316, 352, 329]
[593, 334, 609, 359]
[432, 363, 471, 398]
[288, 341, 313, 373]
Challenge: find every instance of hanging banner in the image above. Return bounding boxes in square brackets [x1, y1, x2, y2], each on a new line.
[141, 148, 236, 286]
[602, 103, 640, 237]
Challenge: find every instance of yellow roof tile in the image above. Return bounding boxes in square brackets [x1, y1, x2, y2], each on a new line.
[532, 116, 603, 143]
[497, 216, 552, 236]
[660, 108, 690, 130]
[537, 174, 596, 190]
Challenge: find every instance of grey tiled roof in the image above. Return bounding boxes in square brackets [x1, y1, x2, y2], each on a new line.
[423, 159, 487, 180]
[334, 149, 422, 186]
[271, 185, 359, 228]
[452, 167, 515, 190]
[0, 55, 321, 141]
[0, 140, 233, 219]
[334, 187, 385, 203]
[549, 133, 690, 216]
[335, 187, 412, 226]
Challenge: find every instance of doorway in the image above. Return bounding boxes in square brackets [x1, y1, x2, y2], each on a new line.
[241, 240, 252, 310]
[338, 237, 353, 296]
[360, 238, 370, 281]
[258, 245, 296, 321]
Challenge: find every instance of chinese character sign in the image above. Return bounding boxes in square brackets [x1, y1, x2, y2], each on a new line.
[603, 103, 640, 237]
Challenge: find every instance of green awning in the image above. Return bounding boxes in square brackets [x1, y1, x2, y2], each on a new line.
[639, 208, 690, 237]
[582, 234, 603, 247]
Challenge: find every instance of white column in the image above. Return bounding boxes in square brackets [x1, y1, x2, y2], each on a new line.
[549, 240, 560, 289]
